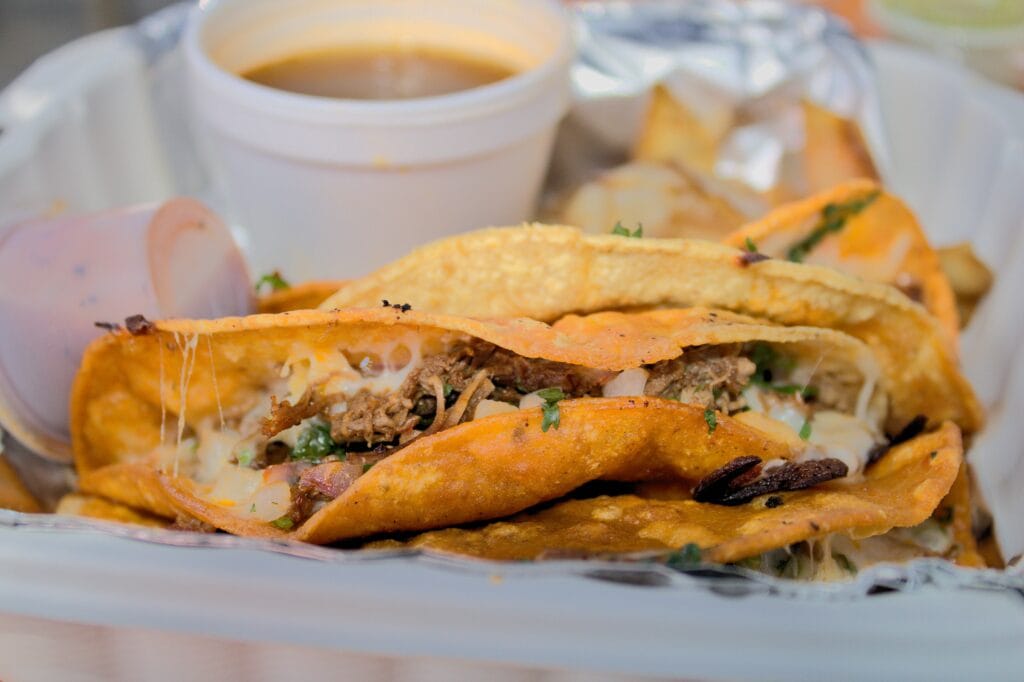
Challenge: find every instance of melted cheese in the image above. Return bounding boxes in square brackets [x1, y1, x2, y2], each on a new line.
[205, 335, 225, 429]
[803, 410, 879, 476]
[172, 332, 200, 476]
[281, 337, 424, 400]
[193, 422, 243, 484]
[742, 377, 882, 477]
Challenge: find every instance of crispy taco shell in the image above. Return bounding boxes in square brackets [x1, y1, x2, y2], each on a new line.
[722, 180, 959, 344]
[634, 87, 878, 206]
[258, 280, 345, 314]
[385, 422, 962, 564]
[56, 493, 169, 528]
[318, 225, 980, 435]
[72, 308, 888, 543]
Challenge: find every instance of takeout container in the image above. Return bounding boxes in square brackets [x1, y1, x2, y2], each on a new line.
[0, 3, 1023, 679]
[0, 199, 253, 462]
[184, 0, 573, 280]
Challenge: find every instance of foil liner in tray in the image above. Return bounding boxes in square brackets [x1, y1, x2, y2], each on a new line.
[554, 0, 889, 214]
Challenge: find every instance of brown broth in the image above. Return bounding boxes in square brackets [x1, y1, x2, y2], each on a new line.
[241, 46, 518, 100]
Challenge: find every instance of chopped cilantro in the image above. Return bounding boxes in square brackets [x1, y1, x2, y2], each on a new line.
[749, 342, 780, 382]
[249, 503, 256, 513]
[255, 270, 290, 294]
[271, 516, 294, 530]
[929, 450, 938, 460]
[537, 387, 565, 432]
[666, 542, 702, 569]
[704, 408, 717, 435]
[362, 461, 376, 474]
[292, 423, 344, 462]
[786, 191, 880, 262]
[611, 221, 643, 238]
[799, 419, 812, 440]
[833, 552, 857, 574]
[771, 383, 818, 400]
[443, 382, 454, 398]
[744, 236, 758, 253]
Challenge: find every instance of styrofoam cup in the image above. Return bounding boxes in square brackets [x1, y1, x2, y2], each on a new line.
[184, 0, 573, 281]
[0, 198, 253, 462]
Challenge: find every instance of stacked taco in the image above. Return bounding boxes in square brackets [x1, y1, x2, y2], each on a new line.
[64, 182, 989, 578]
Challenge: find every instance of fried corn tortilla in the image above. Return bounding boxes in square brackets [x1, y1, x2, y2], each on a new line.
[558, 160, 755, 241]
[56, 493, 169, 528]
[722, 180, 960, 343]
[73, 307, 903, 543]
[382, 422, 961, 564]
[634, 87, 878, 205]
[318, 225, 981, 436]
[721, 181, 982, 565]
[258, 280, 346, 314]
[937, 243, 994, 327]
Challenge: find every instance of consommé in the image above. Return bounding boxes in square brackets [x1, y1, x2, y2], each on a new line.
[242, 45, 518, 100]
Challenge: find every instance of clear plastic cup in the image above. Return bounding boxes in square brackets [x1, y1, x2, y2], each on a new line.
[0, 198, 253, 462]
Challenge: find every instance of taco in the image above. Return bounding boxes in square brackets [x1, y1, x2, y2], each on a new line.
[722, 180, 960, 343]
[72, 307, 916, 544]
[318, 224, 981, 437]
[374, 422, 962, 572]
[56, 493, 168, 528]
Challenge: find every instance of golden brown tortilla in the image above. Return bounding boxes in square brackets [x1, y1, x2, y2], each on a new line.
[384, 422, 961, 563]
[258, 280, 345, 314]
[71, 307, 884, 543]
[634, 87, 878, 206]
[56, 493, 169, 528]
[317, 225, 981, 436]
[723, 180, 960, 344]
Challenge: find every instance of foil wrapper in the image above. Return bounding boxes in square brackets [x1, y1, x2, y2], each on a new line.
[558, 0, 889, 196]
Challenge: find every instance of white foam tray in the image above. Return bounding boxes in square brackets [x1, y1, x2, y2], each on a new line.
[1, 7, 1023, 680]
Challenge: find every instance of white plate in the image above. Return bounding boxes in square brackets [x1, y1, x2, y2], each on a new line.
[0, 8, 1023, 679]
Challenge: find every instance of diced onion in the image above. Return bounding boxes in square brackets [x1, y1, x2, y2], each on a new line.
[246, 481, 293, 522]
[474, 399, 519, 419]
[207, 466, 262, 507]
[803, 410, 879, 476]
[194, 424, 242, 483]
[601, 368, 649, 397]
[519, 392, 545, 410]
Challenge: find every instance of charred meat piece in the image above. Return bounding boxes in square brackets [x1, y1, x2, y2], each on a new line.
[262, 389, 322, 439]
[298, 460, 363, 499]
[693, 456, 848, 506]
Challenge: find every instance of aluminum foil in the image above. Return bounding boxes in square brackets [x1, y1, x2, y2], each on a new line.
[558, 0, 889, 192]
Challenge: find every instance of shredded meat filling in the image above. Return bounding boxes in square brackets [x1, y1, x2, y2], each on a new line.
[644, 346, 756, 412]
[261, 389, 322, 438]
[329, 390, 420, 446]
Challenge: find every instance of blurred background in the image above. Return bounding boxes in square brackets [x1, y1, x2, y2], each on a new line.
[0, 0, 179, 87]
[1, 0, 1021, 91]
